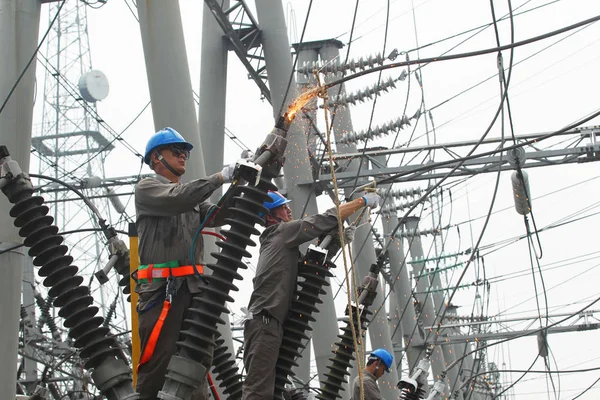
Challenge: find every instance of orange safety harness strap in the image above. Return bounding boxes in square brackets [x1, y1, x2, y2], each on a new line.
[137, 264, 204, 283]
[137, 299, 171, 372]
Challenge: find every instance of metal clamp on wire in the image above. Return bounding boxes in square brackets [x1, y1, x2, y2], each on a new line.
[253, 115, 290, 167]
[356, 262, 380, 307]
[0, 146, 23, 190]
[96, 234, 130, 285]
[232, 158, 262, 186]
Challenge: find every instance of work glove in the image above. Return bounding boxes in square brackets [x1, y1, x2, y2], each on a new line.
[362, 192, 381, 208]
[343, 225, 357, 244]
[220, 161, 238, 183]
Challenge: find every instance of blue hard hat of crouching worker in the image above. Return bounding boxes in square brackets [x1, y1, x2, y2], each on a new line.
[369, 348, 393, 372]
[259, 191, 291, 217]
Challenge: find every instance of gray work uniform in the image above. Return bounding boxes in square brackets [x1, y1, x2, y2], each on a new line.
[135, 173, 224, 400]
[351, 371, 382, 400]
[242, 209, 339, 400]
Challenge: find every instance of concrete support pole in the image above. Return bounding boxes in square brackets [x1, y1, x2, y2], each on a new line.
[319, 41, 401, 398]
[403, 217, 447, 382]
[295, 47, 319, 155]
[318, 43, 359, 161]
[381, 210, 422, 370]
[197, 3, 235, 399]
[294, 46, 342, 388]
[428, 269, 464, 400]
[351, 218, 399, 399]
[254, 1, 327, 387]
[254, 1, 319, 221]
[137, 0, 206, 180]
[0, 1, 41, 398]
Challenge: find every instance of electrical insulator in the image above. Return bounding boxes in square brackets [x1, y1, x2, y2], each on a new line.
[106, 188, 126, 214]
[511, 170, 531, 215]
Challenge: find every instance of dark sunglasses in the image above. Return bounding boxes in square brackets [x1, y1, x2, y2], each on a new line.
[169, 146, 190, 160]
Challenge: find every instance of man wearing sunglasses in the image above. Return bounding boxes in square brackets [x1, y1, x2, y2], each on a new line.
[351, 348, 394, 400]
[134, 127, 239, 399]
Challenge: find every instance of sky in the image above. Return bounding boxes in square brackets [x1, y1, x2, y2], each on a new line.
[28, 0, 600, 398]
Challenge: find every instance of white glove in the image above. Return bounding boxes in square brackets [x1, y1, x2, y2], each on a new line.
[362, 192, 381, 208]
[221, 161, 238, 183]
[343, 225, 356, 244]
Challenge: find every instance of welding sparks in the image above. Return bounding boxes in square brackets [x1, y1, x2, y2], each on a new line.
[284, 87, 320, 121]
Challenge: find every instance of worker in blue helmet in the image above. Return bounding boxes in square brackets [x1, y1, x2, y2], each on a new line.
[135, 127, 240, 399]
[351, 348, 394, 400]
[242, 190, 382, 400]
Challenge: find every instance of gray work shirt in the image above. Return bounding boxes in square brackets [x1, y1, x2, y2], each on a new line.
[248, 208, 339, 324]
[351, 371, 382, 400]
[134, 173, 224, 302]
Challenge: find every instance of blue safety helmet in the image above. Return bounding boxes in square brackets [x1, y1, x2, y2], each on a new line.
[369, 348, 393, 373]
[144, 127, 193, 165]
[259, 191, 291, 217]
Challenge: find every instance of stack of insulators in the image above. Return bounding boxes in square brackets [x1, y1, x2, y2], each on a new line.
[339, 109, 421, 145]
[1, 175, 126, 369]
[274, 259, 335, 398]
[211, 333, 243, 399]
[316, 305, 371, 400]
[297, 54, 385, 75]
[175, 173, 275, 364]
[305, 74, 405, 111]
[378, 187, 425, 201]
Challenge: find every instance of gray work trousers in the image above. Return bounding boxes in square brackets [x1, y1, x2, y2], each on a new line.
[136, 281, 213, 400]
[241, 314, 283, 400]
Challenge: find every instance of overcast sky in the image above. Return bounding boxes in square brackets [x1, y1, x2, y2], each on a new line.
[30, 0, 600, 398]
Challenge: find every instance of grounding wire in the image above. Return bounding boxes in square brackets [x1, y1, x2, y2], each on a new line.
[489, 2, 556, 395]
[0, 1, 66, 116]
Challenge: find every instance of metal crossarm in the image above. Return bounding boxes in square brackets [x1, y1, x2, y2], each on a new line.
[204, 0, 271, 102]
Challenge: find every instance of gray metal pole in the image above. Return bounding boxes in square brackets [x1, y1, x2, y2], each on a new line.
[403, 217, 447, 382]
[0, 1, 40, 398]
[137, 0, 206, 181]
[197, 3, 236, 398]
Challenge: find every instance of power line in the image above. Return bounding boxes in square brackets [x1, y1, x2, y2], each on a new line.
[323, 14, 600, 91]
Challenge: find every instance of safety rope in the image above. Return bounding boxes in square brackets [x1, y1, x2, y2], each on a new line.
[317, 75, 366, 400]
